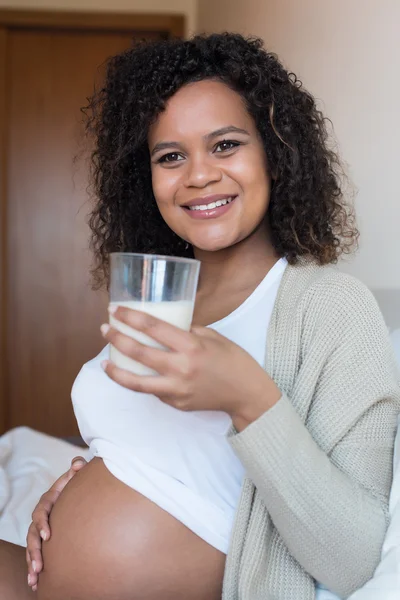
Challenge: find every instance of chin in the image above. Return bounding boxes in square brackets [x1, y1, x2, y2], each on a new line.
[192, 239, 237, 253]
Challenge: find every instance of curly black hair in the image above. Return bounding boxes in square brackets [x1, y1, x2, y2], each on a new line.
[84, 32, 358, 289]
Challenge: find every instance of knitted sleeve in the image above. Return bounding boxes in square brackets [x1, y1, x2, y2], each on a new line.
[228, 276, 400, 597]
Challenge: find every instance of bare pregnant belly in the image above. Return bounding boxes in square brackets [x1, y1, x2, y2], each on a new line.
[37, 458, 225, 600]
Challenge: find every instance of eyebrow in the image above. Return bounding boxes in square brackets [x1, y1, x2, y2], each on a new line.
[150, 125, 250, 156]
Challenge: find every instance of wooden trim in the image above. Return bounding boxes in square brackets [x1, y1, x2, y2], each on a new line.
[0, 26, 7, 434]
[0, 10, 185, 37]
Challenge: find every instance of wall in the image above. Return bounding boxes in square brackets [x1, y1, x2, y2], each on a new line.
[198, 0, 400, 303]
[0, 0, 197, 35]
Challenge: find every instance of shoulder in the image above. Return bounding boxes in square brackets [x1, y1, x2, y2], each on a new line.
[271, 260, 400, 428]
[279, 260, 399, 396]
[275, 259, 396, 371]
[309, 268, 381, 318]
[283, 259, 385, 329]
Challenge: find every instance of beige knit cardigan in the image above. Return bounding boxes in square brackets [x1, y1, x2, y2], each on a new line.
[222, 259, 400, 600]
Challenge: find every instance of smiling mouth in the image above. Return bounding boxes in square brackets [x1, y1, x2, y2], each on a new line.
[184, 196, 236, 212]
[182, 195, 237, 220]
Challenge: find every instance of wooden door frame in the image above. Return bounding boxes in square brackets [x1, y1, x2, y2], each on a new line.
[0, 9, 185, 434]
[0, 24, 7, 434]
[0, 9, 185, 35]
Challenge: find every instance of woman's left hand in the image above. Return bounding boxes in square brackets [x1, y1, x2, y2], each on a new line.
[100, 306, 282, 430]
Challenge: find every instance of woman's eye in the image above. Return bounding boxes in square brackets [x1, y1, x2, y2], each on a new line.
[215, 140, 240, 153]
[158, 153, 183, 164]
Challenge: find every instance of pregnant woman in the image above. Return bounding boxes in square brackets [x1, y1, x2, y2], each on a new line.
[1, 33, 399, 600]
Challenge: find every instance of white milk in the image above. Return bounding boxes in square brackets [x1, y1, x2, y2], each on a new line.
[109, 300, 195, 375]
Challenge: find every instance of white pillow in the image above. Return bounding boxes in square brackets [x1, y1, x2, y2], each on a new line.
[334, 331, 400, 600]
[316, 412, 400, 600]
[343, 330, 400, 599]
[346, 415, 400, 600]
[390, 329, 400, 366]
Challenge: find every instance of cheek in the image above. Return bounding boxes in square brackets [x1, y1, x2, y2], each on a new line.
[231, 152, 270, 206]
[151, 168, 186, 236]
[151, 167, 181, 208]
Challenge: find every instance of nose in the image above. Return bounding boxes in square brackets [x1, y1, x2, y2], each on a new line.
[183, 154, 222, 188]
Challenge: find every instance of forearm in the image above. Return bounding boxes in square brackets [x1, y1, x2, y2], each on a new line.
[229, 394, 390, 597]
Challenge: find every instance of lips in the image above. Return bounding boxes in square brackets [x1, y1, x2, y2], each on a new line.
[181, 194, 238, 209]
[182, 195, 237, 220]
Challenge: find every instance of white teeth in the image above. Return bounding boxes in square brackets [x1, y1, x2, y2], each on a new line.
[188, 197, 234, 211]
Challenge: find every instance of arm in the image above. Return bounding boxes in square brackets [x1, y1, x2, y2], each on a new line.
[229, 281, 400, 597]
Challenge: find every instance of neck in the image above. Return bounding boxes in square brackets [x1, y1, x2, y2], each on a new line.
[193, 219, 280, 296]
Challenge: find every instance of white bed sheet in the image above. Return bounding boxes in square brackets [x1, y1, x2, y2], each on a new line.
[0, 426, 91, 547]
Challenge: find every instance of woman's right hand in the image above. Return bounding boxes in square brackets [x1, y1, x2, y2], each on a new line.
[26, 456, 88, 591]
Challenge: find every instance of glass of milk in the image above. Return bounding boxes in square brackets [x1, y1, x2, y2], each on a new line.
[109, 252, 200, 375]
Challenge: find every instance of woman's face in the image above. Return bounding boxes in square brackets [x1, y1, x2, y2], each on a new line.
[148, 79, 272, 252]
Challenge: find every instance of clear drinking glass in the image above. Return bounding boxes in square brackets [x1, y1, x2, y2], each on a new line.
[109, 253, 201, 375]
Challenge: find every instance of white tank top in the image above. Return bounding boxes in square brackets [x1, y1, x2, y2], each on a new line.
[71, 258, 287, 553]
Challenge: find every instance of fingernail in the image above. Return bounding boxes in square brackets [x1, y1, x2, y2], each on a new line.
[40, 530, 47, 541]
[32, 560, 37, 573]
[108, 304, 117, 314]
[33, 585, 38, 592]
[101, 360, 108, 370]
[100, 323, 110, 336]
[28, 574, 32, 585]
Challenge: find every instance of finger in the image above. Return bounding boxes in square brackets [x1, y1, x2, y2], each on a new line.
[26, 546, 37, 587]
[71, 456, 87, 471]
[108, 305, 196, 353]
[27, 566, 38, 588]
[31, 502, 51, 542]
[27, 522, 43, 572]
[26, 547, 38, 579]
[101, 360, 177, 396]
[26, 526, 42, 581]
[50, 465, 80, 495]
[101, 326, 173, 375]
[31, 467, 77, 540]
[31, 490, 58, 541]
